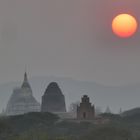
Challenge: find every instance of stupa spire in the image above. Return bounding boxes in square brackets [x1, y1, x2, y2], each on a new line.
[24, 71, 28, 83]
[21, 71, 31, 89]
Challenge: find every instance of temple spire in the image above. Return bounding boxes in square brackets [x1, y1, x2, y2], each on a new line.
[24, 71, 28, 83]
[21, 71, 31, 89]
[24, 65, 28, 82]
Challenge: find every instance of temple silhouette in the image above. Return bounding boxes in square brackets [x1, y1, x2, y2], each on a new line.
[5, 73, 98, 121]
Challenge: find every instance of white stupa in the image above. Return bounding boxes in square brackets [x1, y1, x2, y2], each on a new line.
[5, 72, 40, 116]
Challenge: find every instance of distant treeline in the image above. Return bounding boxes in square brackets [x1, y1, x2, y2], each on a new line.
[0, 111, 140, 140]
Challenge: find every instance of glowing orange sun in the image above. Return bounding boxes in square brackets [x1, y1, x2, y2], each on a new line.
[112, 14, 138, 38]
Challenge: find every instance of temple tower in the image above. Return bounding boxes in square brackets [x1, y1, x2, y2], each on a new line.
[41, 82, 66, 113]
[77, 95, 95, 120]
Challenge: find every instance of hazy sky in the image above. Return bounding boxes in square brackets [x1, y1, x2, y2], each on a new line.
[0, 0, 140, 86]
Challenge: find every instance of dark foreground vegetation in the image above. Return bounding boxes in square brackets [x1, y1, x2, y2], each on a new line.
[1, 110, 140, 140]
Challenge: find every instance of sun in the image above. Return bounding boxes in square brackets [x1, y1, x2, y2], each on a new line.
[112, 14, 138, 38]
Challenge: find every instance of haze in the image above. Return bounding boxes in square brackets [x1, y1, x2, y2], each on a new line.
[0, 0, 140, 113]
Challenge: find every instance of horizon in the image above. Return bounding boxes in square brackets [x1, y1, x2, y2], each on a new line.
[1, 74, 140, 114]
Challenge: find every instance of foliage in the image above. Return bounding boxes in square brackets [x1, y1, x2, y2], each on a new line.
[81, 125, 133, 140]
[68, 101, 80, 113]
[1, 112, 140, 140]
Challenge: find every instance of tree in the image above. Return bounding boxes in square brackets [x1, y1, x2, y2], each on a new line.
[68, 101, 80, 113]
